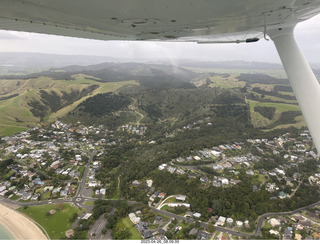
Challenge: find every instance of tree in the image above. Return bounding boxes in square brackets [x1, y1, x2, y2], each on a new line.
[206, 223, 215, 233]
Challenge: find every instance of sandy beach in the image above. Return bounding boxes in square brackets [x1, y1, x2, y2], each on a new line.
[0, 203, 47, 240]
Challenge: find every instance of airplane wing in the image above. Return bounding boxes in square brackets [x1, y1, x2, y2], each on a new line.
[1, 0, 320, 154]
[0, 0, 319, 43]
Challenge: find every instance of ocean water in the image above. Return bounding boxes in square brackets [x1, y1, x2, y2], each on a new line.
[0, 223, 14, 240]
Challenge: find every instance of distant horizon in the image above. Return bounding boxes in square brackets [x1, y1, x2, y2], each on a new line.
[1, 51, 320, 70]
[0, 13, 319, 66]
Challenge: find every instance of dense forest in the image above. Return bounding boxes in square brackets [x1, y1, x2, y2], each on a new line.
[237, 73, 289, 85]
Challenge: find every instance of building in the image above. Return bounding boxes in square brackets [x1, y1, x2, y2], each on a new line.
[226, 218, 234, 225]
[268, 218, 281, 227]
[193, 213, 201, 218]
[129, 213, 141, 224]
[236, 221, 243, 227]
[215, 216, 226, 226]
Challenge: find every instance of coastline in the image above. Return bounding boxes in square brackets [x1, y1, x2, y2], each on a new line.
[0, 203, 47, 240]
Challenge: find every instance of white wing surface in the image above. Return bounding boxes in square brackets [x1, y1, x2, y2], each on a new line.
[0, 0, 319, 42]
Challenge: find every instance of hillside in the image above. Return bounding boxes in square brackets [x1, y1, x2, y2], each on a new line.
[0, 74, 138, 136]
[0, 60, 309, 137]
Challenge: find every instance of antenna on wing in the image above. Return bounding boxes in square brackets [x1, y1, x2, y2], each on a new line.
[264, 15, 270, 41]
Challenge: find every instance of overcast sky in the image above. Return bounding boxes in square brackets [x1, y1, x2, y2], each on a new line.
[0, 14, 319, 64]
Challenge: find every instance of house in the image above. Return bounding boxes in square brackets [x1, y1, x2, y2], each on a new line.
[31, 194, 39, 201]
[268, 218, 281, 227]
[0, 190, 8, 196]
[146, 180, 153, 187]
[215, 216, 226, 226]
[142, 229, 152, 239]
[252, 185, 258, 192]
[176, 169, 185, 175]
[193, 213, 201, 218]
[212, 181, 221, 187]
[199, 175, 209, 182]
[88, 180, 98, 187]
[167, 166, 176, 173]
[129, 213, 141, 224]
[52, 187, 61, 194]
[299, 220, 312, 228]
[176, 195, 187, 201]
[21, 192, 32, 201]
[0, 186, 6, 192]
[60, 190, 68, 197]
[158, 164, 167, 170]
[197, 231, 211, 240]
[82, 213, 93, 220]
[226, 218, 234, 225]
[279, 191, 288, 199]
[44, 186, 54, 192]
[221, 178, 229, 185]
[295, 234, 302, 240]
[168, 203, 190, 208]
[236, 221, 243, 227]
[246, 170, 254, 176]
[244, 220, 250, 227]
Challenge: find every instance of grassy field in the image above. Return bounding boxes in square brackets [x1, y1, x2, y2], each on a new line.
[209, 74, 246, 89]
[248, 99, 304, 128]
[18, 203, 84, 240]
[115, 217, 141, 240]
[248, 100, 301, 113]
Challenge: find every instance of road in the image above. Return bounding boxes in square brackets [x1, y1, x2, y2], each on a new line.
[254, 200, 320, 236]
[76, 149, 97, 198]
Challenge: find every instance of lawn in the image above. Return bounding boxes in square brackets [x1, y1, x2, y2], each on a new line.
[19, 203, 83, 240]
[83, 201, 94, 206]
[115, 217, 141, 240]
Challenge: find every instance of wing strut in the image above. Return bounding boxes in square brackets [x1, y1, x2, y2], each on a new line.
[269, 26, 320, 154]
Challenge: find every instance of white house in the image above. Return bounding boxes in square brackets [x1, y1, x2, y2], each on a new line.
[146, 180, 153, 187]
[176, 195, 187, 201]
[129, 213, 141, 224]
[226, 218, 234, 225]
[236, 221, 243, 227]
[193, 213, 201, 218]
[268, 218, 281, 227]
[216, 216, 226, 226]
[221, 178, 229, 185]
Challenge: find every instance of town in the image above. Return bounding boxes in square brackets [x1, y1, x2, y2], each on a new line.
[0, 120, 320, 240]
